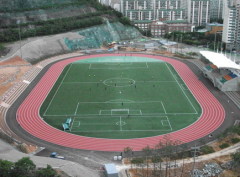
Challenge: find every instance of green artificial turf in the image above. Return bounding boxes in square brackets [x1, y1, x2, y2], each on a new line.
[40, 56, 201, 139]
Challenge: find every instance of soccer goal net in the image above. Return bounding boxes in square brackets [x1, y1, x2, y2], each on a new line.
[111, 109, 129, 116]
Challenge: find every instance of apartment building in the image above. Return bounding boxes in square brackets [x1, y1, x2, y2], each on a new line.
[222, 0, 240, 52]
[210, 0, 223, 20]
[187, 0, 210, 26]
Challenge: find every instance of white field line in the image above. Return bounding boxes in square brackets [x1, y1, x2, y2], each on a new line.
[120, 116, 122, 131]
[161, 120, 164, 126]
[78, 123, 112, 125]
[62, 80, 176, 84]
[89, 63, 92, 69]
[89, 63, 148, 70]
[63, 116, 173, 133]
[166, 116, 173, 131]
[146, 62, 149, 68]
[74, 102, 79, 115]
[73, 101, 163, 104]
[161, 120, 168, 126]
[161, 101, 167, 114]
[72, 121, 81, 127]
[164, 63, 197, 114]
[70, 129, 171, 133]
[69, 117, 75, 132]
[181, 84, 188, 90]
[44, 112, 198, 117]
[43, 63, 72, 116]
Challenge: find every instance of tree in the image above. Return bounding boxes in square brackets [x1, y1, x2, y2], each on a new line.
[0, 159, 14, 177]
[131, 158, 144, 174]
[36, 165, 59, 177]
[0, 43, 5, 51]
[12, 157, 36, 177]
[124, 147, 133, 168]
[142, 145, 152, 177]
[119, 17, 132, 26]
[151, 156, 162, 176]
[231, 151, 240, 168]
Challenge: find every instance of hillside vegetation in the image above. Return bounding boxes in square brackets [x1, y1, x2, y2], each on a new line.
[0, 0, 131, 43]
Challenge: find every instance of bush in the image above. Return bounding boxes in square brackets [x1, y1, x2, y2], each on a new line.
[0, 43, 5, 51]
[187, 52, 198, 56]
[231, 152, 240, 167]
[119, 17, 132, 26]
[17, 143, 28, 153]
[231, 126, 240, 135]
[201, 145, 215, 154]
[0, 131, 14, 144]
[231, 138, 240, 144]
[219, 143, 230, 149]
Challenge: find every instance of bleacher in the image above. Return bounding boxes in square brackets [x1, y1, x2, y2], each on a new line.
[205, 64, 218, 71]
[220, 72, 238, 83]
[200, 51, 240, 91]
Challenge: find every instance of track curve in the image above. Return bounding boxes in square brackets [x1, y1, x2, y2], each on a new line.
[17, 54, 225, 151]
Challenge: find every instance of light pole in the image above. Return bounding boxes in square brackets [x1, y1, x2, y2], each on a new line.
[17, 20, 22, 59]
[213, 32, 217, 52]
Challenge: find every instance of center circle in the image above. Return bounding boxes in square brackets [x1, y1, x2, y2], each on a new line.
[103, 78, 135, 87]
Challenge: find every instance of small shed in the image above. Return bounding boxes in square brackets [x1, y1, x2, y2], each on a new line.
[104, 163, 118, 177]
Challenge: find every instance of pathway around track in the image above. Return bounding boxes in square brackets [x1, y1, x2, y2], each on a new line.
[17, 54, 225, 151]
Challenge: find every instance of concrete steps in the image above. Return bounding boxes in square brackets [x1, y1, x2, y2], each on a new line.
[225, 91, 240, 109]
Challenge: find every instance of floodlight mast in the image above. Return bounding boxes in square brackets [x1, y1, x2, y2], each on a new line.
[17, 20, 22, 59]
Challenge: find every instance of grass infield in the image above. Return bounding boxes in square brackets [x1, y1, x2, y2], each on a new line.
[40, 56, 201, 139]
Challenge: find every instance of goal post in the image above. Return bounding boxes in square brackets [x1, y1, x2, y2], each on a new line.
[111, 109, 129, 116]
[99, 109, 142, 116]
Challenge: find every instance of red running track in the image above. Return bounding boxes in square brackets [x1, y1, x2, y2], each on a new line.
[17, 54, 225, 151]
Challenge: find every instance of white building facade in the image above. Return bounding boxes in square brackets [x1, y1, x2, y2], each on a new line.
[99, 0, 212, 30]
[187, 0, 210, 26]
[209, 0, 223, 20]
[222, 0, 240, 52]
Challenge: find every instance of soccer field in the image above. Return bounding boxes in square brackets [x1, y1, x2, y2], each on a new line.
[40, 56, 201, 139]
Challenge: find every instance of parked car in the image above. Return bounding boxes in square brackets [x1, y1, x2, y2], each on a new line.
[50, 152, 65, 160]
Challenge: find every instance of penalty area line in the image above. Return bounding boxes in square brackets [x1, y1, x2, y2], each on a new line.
[74, 102, 80, 115]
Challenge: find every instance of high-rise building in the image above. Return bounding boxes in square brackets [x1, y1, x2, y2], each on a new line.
[120, 0, 154, 21]
[222, 0, 240, 52]
[119, 0, 186, 30]
[100, 0, 212, 31]
[209, 0, 223, 20]
[187, 0, 210, 26]
[98, 0, 111, 6]
[153, 0, 185, 21]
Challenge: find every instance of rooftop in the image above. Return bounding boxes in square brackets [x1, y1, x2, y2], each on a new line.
[206, 23, 223, 27]
[200, 51, 240, 70]
[104, 164, 118, 175]
[163, 19, 188, 24]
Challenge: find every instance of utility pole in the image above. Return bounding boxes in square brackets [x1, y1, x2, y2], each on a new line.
[191, 144, 199, 176]
[17, 20, 22, 59]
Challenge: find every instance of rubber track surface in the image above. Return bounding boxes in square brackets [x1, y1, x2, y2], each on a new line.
[17, 54, 225, 151]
